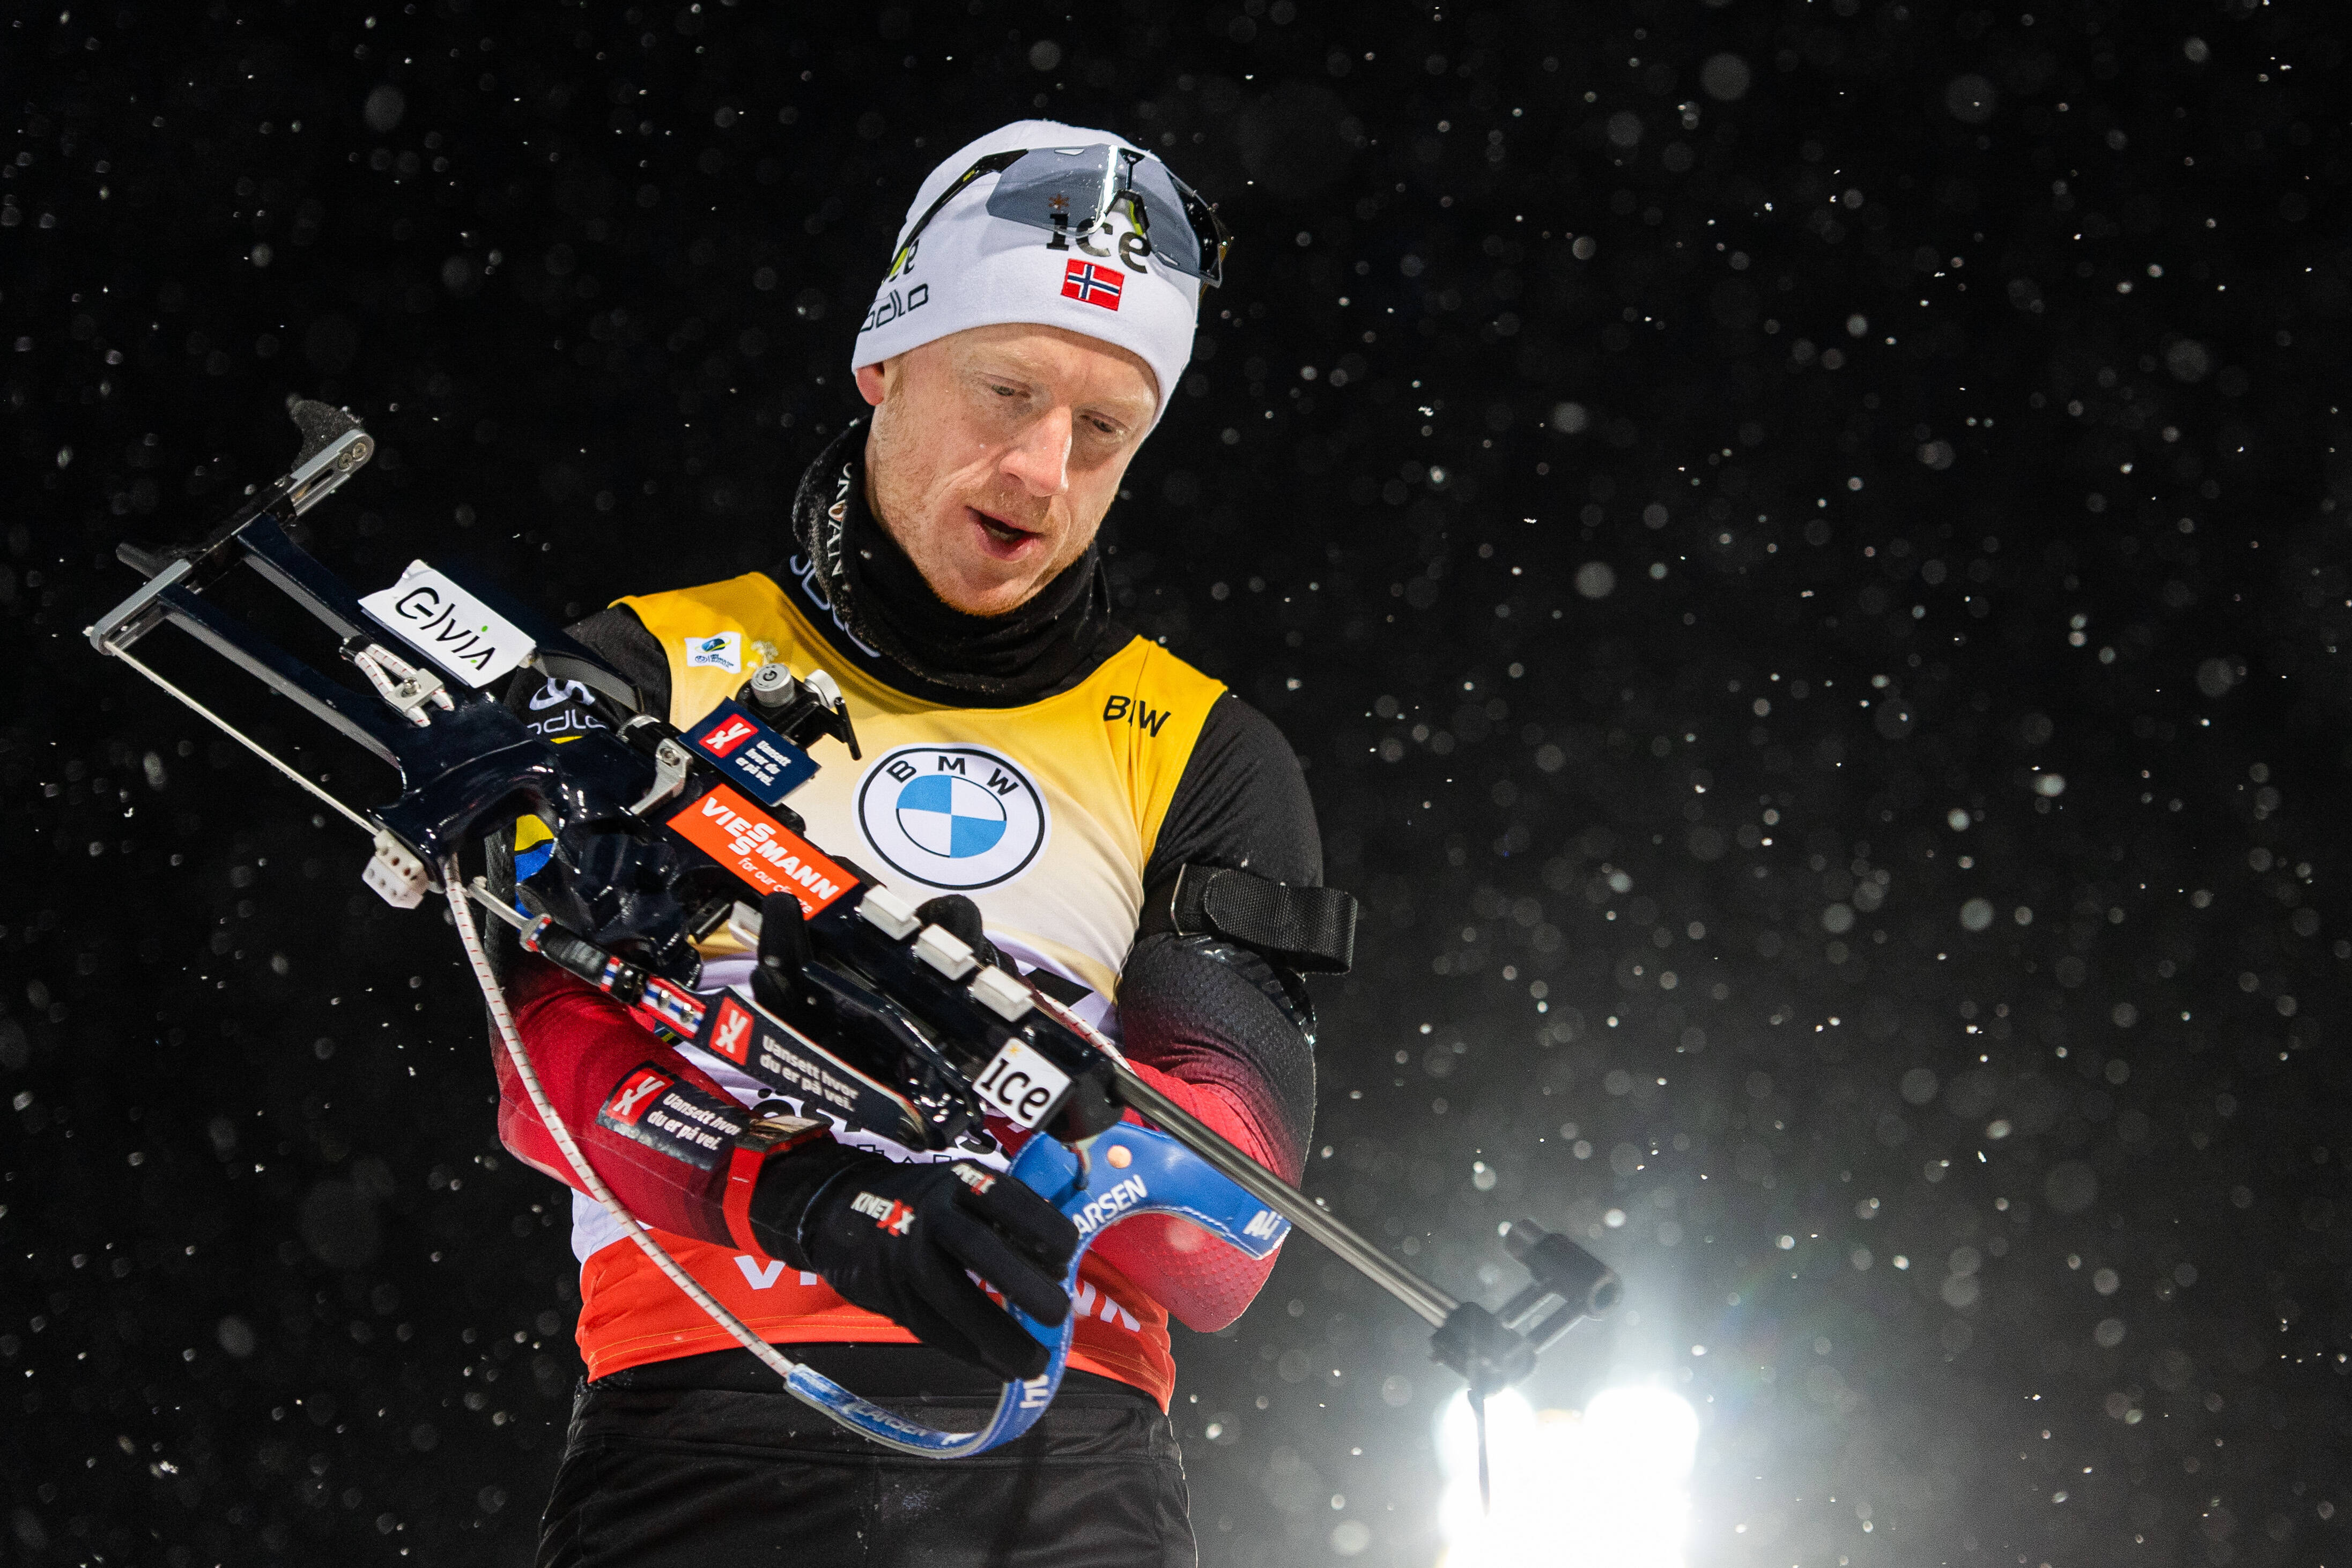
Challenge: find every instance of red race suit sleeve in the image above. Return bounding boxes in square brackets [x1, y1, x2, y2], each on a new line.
[492, 961, 744, 1246]
[1089, 1056, 1293, 1334]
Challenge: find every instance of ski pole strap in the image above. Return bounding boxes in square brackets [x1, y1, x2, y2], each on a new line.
[1138, 863, 1358, 974]
[775, 1120, 1292, 1458]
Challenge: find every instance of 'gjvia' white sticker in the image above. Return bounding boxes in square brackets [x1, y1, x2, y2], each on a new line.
[359, 560, 535, 687]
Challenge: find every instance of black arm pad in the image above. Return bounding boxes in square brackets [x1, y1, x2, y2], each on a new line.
[1137, 863, 1358, 974]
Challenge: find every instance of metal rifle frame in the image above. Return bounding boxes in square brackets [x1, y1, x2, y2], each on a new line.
[85, 400, 1620, 1452]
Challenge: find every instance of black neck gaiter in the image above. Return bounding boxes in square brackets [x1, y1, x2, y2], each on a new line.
[783, 423, 1124, 706]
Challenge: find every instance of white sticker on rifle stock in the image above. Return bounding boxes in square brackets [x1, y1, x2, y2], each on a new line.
[359, 559, 536, 687]
[972, 1038, 1071, 1130]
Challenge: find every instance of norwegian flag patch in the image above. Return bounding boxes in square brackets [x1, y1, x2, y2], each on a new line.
[1061, 260, 1123, 311]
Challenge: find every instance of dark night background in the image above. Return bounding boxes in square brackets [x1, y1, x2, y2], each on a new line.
[4, 1, 2348, 1564]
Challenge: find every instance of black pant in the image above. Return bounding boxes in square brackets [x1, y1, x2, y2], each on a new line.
[538, 1347, 1196, 1567]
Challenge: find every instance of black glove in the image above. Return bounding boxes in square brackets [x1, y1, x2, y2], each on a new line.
[914, 893, 1022, 975]
[750, 1146, 1079, 1380]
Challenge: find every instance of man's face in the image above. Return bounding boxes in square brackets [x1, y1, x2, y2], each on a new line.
[856, 322, 1158, 617]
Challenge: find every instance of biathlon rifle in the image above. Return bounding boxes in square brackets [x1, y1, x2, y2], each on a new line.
[85, 399, 1618, 1460]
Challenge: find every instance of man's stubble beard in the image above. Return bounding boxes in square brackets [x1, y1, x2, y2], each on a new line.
[860, 417, 1097, 618]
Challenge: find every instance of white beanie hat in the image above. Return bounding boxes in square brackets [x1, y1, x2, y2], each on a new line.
[850, 120, 1205, 427]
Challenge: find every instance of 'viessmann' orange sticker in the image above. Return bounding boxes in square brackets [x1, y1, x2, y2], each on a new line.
[668, 784, 857, 916]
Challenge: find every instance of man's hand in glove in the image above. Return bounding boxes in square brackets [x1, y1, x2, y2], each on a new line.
[749, 1148, 1079, 1381]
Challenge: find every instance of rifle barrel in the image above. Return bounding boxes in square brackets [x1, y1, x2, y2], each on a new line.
[1108, 1063, 1458, 1327]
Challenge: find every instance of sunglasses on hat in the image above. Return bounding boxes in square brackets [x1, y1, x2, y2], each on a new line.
[884, 144, 1231, 288]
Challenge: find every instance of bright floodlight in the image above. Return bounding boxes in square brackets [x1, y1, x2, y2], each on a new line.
[1434, 1384, 1700, 1568]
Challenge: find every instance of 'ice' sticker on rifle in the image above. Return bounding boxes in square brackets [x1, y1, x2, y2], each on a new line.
[358, 560, 535, 687]
[685, 698, 818, 808]
[972, 1038, 1071, 1130]
[667, 784, 857, 916]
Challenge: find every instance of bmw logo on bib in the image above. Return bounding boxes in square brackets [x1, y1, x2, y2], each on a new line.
[855, 745, 1049, 891]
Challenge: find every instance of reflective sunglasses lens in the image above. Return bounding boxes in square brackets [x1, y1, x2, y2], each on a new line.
[1127, 162, 1223, 284]
[1178, 193, 1229, 283]
[975, 146, 1226, 285]
[982, 145, 1122, 233]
